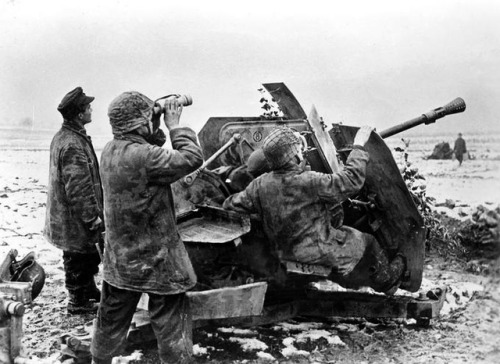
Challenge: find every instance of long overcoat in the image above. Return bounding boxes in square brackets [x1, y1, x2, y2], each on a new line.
[454, 137, 467, 155]
[44, 120, 103, 253]
[99, 127, 203, 294]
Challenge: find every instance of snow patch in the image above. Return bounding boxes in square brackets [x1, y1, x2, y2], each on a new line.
[217, 327, 257, 335]
[273, 321, 324, 332]
[256, 351, 276, 361]
[17, 353, 61, 364]
[282, 337, 295, 346]
[295, 329, 346, 346]
[193, 344, 208, 356]
[228, 337, 268, 351]
[111, 350, 143, 363]
[281, 345, 310, 358]
[308, 280, 347, 291]
[432, 205, 473, 221]
[280, 328, 345, 358]
[441, 282, 484, 316]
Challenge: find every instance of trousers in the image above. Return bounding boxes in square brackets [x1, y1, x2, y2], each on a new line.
[91, 281, 192, 364]
[329, 231, 403, 292]
[62, 250, 100, 292]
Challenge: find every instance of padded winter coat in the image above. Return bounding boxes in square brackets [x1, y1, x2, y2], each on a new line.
[100, 127, 203, 294]
[44, 120, 103, 253]
[223, 147, 370, 275]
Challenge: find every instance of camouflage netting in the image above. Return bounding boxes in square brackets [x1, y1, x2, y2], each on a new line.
[263, 127, 302, 169]
[108, 91, 154, 136]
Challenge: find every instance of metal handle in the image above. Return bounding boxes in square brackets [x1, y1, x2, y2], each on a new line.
[182, 133, 242, 186]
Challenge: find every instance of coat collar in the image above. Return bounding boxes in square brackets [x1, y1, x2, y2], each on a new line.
[62, 119, 91, 140]
[114, 132, 149, 144]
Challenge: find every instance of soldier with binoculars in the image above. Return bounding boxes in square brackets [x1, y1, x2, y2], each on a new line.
[91, 91, 203, 364]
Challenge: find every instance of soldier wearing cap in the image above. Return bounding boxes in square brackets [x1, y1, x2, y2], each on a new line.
[223, 126, 406, 294]
[44, 87, 103, 314]
[91, 91, 203, 364]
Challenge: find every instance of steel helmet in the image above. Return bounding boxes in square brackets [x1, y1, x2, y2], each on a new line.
[262, 127, 303, 169]
[108, 91, 154, 136]
[11, 251, 46, 300]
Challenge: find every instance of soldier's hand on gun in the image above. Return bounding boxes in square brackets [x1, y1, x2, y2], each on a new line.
[163, 98, 182, 131]
[353, 126, 375, 147]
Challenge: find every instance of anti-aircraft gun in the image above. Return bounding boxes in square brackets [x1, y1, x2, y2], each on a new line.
[130, 83, 466, 340]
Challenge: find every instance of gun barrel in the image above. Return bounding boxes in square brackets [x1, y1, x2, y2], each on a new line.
[379, 97, 466, 138]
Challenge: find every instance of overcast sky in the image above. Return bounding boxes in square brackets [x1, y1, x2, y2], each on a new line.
[1, 0, 499, 139]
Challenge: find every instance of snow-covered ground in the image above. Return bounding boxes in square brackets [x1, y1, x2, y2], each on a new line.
[0, 130, 499, 363]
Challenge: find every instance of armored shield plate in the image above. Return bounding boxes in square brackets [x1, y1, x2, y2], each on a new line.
[262, 82, 307, 119]
[306, 105, 340, 173]
[199, 118, 310, 170]
[198, 82, 309, 170]
[329, 124, 425, 292]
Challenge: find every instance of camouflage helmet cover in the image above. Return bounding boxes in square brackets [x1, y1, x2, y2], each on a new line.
[262, 127, 303, 169]
[108, 91, 154, 136]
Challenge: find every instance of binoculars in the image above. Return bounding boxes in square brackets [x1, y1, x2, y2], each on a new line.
[153, 94, 193, 115]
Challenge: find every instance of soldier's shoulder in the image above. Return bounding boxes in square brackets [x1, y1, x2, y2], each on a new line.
[51, 128, 79, 146]
[57, 133, 88, 154]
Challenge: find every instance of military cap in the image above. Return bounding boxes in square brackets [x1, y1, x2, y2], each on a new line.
[57, 87, 94, 112]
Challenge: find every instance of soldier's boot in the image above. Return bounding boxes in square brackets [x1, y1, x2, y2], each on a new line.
[67, 289, 99, 315]
[369, 241, 407, 295]
[85, 279, 101, 302]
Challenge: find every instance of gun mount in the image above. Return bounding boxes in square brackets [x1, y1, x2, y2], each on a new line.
[131, 83, 462, 343]
[0, 248, 45, 363]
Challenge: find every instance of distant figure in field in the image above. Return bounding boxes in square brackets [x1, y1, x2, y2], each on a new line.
[454, 133, 467, 166]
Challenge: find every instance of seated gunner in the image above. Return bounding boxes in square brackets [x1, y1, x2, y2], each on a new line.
[222, 126, 406, 294]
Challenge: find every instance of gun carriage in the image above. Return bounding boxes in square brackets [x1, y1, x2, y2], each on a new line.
[130, 83, 465, 340]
